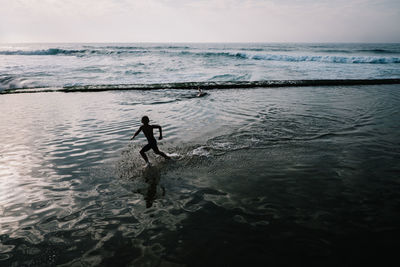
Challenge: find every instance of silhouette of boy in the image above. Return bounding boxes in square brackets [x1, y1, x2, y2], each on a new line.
[131, 116, 170, 164]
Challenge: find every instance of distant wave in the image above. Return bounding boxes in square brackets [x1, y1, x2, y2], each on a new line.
[103, 45, 191, 50]
[231, 52, 400, 64]
[0, 46, 191, 56]
[316, 49, 352, 53]
[175, 51, 400, 64]
[0, 48, 150, 56]
[2, 79, 400, 94]
[1, 47, 399, 64]
[356, 49, 399, 54]
[318, 49, 399, 54]
[0, 48, 87, 56]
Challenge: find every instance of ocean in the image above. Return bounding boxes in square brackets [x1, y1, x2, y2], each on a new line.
[0, 43, 400, 266]
[1, 43, 400, 92]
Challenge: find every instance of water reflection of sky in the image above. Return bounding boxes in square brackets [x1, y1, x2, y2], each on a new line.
[1, 86, 400, 265]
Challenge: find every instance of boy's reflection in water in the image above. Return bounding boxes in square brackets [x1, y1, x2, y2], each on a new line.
[142, 165, 165, 208]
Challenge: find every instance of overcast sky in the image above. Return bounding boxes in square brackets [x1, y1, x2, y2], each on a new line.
[1, 0, 399, 43]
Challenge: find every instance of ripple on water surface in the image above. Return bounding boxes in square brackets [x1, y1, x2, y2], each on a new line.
[0, 86, 400, 265]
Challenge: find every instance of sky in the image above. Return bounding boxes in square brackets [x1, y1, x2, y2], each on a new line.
[0, 0, 399, 43]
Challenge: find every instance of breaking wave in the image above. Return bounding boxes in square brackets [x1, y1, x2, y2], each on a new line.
[0, 75, 37, 91]
[229, 52, 400, 64]
[1, 47, 399, 64]
[0, 48, 87, 56]
[0, 48, 151, 56]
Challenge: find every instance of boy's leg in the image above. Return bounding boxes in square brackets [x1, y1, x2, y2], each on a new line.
[153, 145, 171, 159]
[140, 150, 149, 163]
[156, 150, 171, 160]
[140, 144, 151, 163]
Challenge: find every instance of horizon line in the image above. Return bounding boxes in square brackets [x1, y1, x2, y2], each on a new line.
[2, 41, 400, 45]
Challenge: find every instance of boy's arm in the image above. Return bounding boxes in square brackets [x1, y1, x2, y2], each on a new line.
[130, 126, 142, 140]
[153, 125, 163, 140]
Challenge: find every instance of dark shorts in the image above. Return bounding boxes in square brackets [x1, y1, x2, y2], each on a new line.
[141, 140, 159, 153]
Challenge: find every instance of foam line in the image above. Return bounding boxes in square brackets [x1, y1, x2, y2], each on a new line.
[2, 79, 400, 94]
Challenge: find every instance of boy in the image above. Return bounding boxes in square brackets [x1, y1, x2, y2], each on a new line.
[131, 116, 170, 164]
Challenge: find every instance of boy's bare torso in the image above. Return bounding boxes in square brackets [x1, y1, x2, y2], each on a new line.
[141, 124, 158, 142]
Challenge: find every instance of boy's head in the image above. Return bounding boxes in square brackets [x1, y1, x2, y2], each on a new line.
[141, 116, 150, 125]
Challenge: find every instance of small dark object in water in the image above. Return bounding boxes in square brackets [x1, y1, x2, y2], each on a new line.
[197, 87, 208, 97]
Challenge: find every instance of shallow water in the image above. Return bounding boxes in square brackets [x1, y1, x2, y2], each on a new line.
[0, 85, 400, 266]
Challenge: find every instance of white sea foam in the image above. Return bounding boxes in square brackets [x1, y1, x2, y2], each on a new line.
[190, 146, 210, 157]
